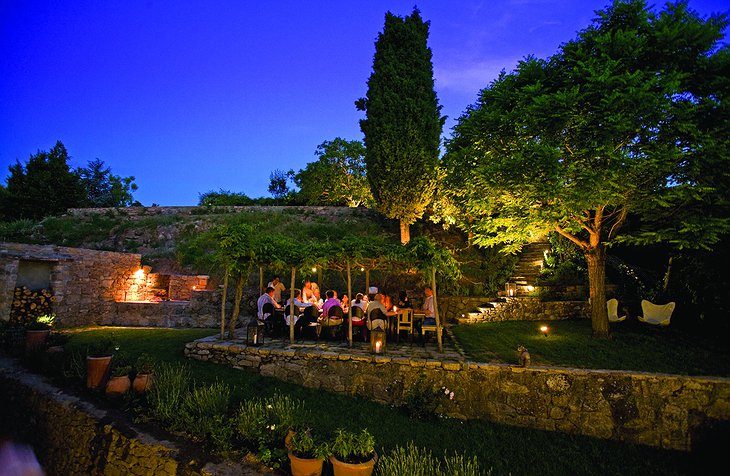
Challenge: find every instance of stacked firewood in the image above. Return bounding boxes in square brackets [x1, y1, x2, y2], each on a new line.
[9, 286, 55, 326]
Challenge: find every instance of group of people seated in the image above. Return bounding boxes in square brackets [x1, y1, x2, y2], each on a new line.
[255, 277, 436, 339]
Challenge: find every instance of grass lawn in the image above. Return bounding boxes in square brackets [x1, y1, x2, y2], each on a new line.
[451, 318, 730, 377]
[58, 326, 717, 476]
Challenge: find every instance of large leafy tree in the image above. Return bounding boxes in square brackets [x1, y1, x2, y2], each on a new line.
[1, 141, 86, 220]
[294, 138, 373, 207]
[357, 8, 444, 243]
[78, 158, 138, 207]
[442, 0, 729, 338]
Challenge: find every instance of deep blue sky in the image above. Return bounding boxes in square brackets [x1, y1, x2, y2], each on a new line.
[2, 0, 727, 206]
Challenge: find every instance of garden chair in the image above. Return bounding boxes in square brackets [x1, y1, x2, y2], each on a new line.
[638, 300, 675, 326]
[350, 305, 367, 341]
[420, 316, 439, 346]
[395, 308, 414, 343]
[607, 298, 626, 323]
[318, 305, 344, 339]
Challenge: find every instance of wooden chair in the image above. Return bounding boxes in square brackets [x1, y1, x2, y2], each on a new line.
[420, 315, 439, 346]
[607, 298, 626, 323]
[395, 308, 414, 343]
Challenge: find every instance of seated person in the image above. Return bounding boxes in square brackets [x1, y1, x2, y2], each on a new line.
[257, 286, 282, 321]
[352, 293, 368, 313]
[313, 288, 323, 309]
[366, 293, 393, 330]
[301, 279, 316, 304]
[397, 290, 412, 309]
[284, 289, 313, 326]
[321, 290, 341, 317]
[340, 293, 350, 314]
[414, 287, 436, 332]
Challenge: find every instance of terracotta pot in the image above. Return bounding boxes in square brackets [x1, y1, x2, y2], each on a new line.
[105, 375, 131, 396]
[25, 329, 50, 352]
[133, 373, 153, 394]
[329, 454, 376, 476]
[288, 452, 324, 476]
[284, 429, 296, 451]
[86, 356, 112, 390]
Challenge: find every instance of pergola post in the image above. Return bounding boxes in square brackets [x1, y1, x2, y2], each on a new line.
[432, 266, 442, 352]
[289, 267, 296, 343]
[347, 260, 353, 346]
[220, 266, 229, 340]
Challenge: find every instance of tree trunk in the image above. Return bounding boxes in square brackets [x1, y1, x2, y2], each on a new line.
[229, 273, 245, 338]
[662, 255, 673, 294]
[365, 269, 370, 295]
[259, 266, 264, 294]
[399, 220, 410, 244]
[317, 268, 323, 291]
[585, 245, 609, 339]
[431, 267, 442, 352]
[219, 267, 229, 339]
[290, 267, 296, 344]
[347, 260, 353, 346]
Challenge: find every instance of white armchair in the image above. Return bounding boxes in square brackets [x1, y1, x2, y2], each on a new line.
[607, 298, 626, 323]
[638, 300, 675, 326]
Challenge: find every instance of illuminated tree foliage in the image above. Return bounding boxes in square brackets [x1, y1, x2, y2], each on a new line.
[443, 0, 729, 338]
[357, 8, 444, 243]
[294, 138, 373, 207]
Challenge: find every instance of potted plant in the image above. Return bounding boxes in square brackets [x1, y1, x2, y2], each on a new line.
[85, 337, 116, 391]
[329, 428, 377, 476]
[105, 364, 132, 397]
[133, 353, 155, 394]
[25, 314, 55, 352]
[287, 429, 329, 476]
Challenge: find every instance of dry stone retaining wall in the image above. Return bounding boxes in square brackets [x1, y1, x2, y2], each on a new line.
[185, 339, 730, 451]
[0, 357, 265, 475]
[440, 296, 589, 324]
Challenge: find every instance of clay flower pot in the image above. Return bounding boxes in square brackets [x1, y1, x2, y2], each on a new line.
[86, 356, 112, 391]
[105, 375, 131, 397]
[288, 452, 324, 476]
[25, 329, 50, 352]
[133, 373, 153, 394]
[329, 454, 377, 476]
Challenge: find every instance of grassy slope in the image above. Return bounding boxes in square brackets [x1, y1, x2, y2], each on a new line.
[62, 328, 707, 476]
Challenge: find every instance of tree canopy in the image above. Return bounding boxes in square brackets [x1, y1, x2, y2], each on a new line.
[442, 0, 729, 338]
[78, 158, 138, 208]
[294, 138, 373, 207]
[357, 8, 444, 243]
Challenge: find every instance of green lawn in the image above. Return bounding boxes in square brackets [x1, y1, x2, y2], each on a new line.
[57, 326, 717, 476]
[451, 319, 730, 377]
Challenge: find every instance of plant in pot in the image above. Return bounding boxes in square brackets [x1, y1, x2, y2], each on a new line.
[105, 363, 132, 397]
[25, 314, 55, 352]
[329, 428, 377, 476]
[133, 353, 155, 394]
[86, 336, 116, 391]
[287, 428, 329, 476]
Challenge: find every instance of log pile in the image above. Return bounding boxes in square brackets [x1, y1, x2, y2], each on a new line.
[9, 286, 55, 326]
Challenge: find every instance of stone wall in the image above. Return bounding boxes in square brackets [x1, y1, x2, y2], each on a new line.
[185, 338, 730, 451]
[0, 357, 264, 475]
[0, 243, 220, 328]
[440, 296, 589, 324]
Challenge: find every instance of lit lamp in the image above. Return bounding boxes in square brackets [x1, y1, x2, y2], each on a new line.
[370, 326, 386, 354]
[505, 282, 517, 297]
[540, 325, 549, 337]
[247, 319, 265, 346]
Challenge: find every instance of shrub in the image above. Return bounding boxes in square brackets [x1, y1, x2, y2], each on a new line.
[401, 377, 455, 420]
[375, 443, 487, 476]
[134, 353, 155, 374]
[147, 363, 191, 428]
[289, 429, 329, 460]
[181, 381, 231, 439]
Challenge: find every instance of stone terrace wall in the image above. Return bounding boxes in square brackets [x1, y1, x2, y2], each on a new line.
[440, 296, 589, 324]
[185, 339, 730, 451]
[104, 291, 220, 328]
[66, 205, 380, 219]
[0, 243, 142, 326]
[0, 358, 263, 475]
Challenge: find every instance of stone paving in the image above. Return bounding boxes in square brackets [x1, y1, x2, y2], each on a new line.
[193, 326, 466, 362]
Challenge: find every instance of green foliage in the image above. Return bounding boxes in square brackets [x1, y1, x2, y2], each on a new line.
[198, 189, 256, 206]
[78, 158, 137, 207]
[289, 429, 330, 460]
[294, 138, 373, 207]
[376, 442, 486, 476]
[111, 365, 132, 378]
[442, 0, 729, 334]
[148, 363, 192, 427]
[0, 219, 39, 242]
[358, 8, 444, 233]
[134, 353, 156, 374]
[330, 428, 375, 464]
[181, 382, 232, 445]
[401, 377, 454, 420]
[268, 169, 294, 201]
[86, 336, 117, 357]
[1, 141, 86, 220]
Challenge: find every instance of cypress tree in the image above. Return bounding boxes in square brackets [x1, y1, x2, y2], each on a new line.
[357, 8, 444, 244]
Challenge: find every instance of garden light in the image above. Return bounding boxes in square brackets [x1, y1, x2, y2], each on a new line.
[540, 325, 549, 337]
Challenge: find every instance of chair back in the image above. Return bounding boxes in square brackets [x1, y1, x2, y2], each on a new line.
[640, 300, 675, 325]
[397, 308, 414, 331]
[262, 302, 274, 318]
[606, 298, 625, 322]
[328, 305, 344, 319]
[351, 305, 364, 320]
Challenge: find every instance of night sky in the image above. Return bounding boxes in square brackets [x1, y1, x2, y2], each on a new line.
[2, 0, 727, 206]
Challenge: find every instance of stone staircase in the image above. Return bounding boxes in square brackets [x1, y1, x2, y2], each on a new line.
[507, 241, 550, 295]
